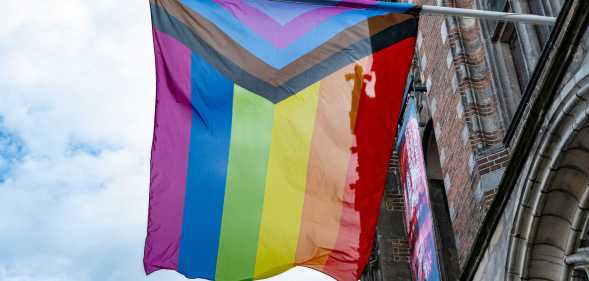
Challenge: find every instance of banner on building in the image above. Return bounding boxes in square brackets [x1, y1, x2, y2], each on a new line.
[398, 98, 442, 281]
[145, 1, 419, 280]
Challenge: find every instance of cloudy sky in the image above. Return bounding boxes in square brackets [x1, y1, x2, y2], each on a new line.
[0, 1, 333, 280]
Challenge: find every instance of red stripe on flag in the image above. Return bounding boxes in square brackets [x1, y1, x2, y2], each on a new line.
[323, 37, 416, 281]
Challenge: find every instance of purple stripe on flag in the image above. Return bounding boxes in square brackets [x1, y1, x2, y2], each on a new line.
[213, 0, 376, 48]
[248, 1, 319, 25]
[144, 28, 193, 274]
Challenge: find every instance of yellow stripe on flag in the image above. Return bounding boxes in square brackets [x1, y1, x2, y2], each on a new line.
[254, 83, 320, 278]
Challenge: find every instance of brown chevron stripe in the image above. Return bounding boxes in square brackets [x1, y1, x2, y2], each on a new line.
[151, 0, 413, 86]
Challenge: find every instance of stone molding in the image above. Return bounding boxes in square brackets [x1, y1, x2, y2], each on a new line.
[506, 73, 589, 280]
[565, 247, 589, 279]
[445, 0, 503, 150]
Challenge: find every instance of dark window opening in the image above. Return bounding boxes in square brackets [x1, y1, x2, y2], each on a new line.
[423, 121, 460, 281]
[528, 0, 552, 46]
[509, 31, 529, 93]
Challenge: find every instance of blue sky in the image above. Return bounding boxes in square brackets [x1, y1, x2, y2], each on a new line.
[0, 1, 333, 280]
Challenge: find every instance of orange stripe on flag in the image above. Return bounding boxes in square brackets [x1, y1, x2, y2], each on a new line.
[295, 56, 374, 271]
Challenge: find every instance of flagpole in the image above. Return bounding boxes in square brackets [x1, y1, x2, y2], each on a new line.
[270, 0, 556, 25]
[421, 5, 556, 25]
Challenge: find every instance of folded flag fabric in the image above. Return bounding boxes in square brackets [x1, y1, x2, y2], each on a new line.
[144, 1, 419, 280]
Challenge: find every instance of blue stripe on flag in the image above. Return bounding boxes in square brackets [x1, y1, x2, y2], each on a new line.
[178, 52, 234, 279]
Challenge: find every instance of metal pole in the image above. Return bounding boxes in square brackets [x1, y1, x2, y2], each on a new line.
[421, 5, 556, 25]
[271, 0, 556, 25]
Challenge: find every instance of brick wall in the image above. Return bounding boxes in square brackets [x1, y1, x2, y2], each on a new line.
[375, 152, 413, 280]
[477, 147, 509, 175]
[411, 0, 507, 268]
[391, 239, 411, 263]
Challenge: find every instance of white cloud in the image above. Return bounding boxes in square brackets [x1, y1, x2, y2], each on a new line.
[0, 1, 177, 280]
[0, 1, 332, 281]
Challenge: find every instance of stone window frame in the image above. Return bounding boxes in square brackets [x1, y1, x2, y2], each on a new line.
[476, 0, 564, 128]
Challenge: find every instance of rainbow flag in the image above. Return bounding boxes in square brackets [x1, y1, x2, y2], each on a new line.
[144, 1, 419, 280]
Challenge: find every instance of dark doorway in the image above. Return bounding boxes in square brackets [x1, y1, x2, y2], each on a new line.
[423, 121, 460, 281]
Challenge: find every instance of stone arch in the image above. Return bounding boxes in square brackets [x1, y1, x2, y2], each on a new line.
[507, 73, 589, 280]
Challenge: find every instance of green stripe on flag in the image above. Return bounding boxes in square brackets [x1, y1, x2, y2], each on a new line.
[216, 85, 275, 281]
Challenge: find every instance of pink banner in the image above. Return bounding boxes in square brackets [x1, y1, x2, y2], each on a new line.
[398, 99, 441, 281]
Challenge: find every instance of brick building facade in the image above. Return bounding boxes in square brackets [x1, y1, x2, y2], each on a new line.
[363, 0, 589, 280]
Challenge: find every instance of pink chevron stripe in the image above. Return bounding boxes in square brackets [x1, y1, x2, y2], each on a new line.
[214, 0, 377, 48]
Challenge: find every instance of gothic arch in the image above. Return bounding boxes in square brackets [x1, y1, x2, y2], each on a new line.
[507, 73, 589, 280]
